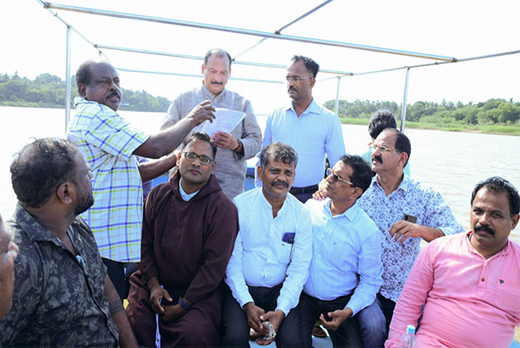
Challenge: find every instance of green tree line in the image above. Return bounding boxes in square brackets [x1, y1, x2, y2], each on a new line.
[324, 98, 520, 127]
[0, 73, 171, 112]
[2, 72, 519, 129]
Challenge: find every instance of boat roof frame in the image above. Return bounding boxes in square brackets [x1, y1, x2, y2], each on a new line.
[35, 0, 520, 133]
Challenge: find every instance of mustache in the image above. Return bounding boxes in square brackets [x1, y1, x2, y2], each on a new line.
[474, 223, 495, 235]
[288, 86, 297, 92]
[210, 81, 223, 85]
[373, 155, 383, 164]
[188, 166, 201, 174]
[107, 91, 121, 99]
[271, 180, 289, 188]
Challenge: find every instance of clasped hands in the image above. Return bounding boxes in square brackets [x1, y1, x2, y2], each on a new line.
[244, 302, 284, 346]
[148, 278, 186, 323]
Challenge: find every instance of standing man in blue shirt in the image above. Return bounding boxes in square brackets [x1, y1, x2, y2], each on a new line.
[223, 142, 313, 347]
[258, 55, 346, 203]
[303, 155, 385, 348]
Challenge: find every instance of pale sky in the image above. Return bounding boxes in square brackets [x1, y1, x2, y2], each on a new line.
[2, 0, 519, 115]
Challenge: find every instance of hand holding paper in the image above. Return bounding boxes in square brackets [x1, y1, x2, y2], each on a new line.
[213, 131, 239, 150]
[201, 108, 245, 136]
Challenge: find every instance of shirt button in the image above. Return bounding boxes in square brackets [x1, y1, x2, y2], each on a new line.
[481, 278, 485, 281]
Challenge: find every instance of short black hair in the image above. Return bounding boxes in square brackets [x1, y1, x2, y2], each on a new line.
[204, 48, 232, 68]
[75, 60, 114, 92]
[381, 128, 411, 166]
[471, 176, 520, 217]
[368, 110, 397, 139]
[11, 138, 79, 209]
[182, 131, 217, 159]
[339, 155, 372, 193]
[260, 142, 298, 169]
[291, 55, 319, 78]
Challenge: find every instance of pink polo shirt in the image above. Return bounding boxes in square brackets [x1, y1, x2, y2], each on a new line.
[386, 231, 520, 348]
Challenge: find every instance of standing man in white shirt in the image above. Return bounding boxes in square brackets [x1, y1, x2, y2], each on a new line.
[303, 155, 385, 348]
[258, 55, 346, 203]
[223, 142, 313, 347]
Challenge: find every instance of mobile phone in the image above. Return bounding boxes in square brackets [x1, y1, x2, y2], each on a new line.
[402, 213, 417, 223]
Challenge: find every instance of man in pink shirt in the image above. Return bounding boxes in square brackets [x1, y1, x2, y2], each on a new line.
[386, 176, 520, 348]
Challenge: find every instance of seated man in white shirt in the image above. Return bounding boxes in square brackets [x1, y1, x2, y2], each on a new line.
[223, 142, 313, 347]
[302, 155, 385, 348]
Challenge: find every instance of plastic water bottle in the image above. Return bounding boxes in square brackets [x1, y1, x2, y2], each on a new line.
[397, 324, 416, 348]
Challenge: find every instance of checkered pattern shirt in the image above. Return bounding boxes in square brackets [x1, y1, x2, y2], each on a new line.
[67, 98, 150, 262]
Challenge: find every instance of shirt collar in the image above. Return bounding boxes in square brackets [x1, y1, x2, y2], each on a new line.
[324, 199, 360, 221]
[258, 188, 291, 217]
[286, 98, 319, 116]
[14, 203, 72, 246]
[201, 83, 227, 102]
[372, 174, 411, 193]
[179, 178, 200, 201]
[73, 97, 115, 113]
[465, 230, 511, 258]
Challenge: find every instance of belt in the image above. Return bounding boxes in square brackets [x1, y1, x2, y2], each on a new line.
[290, 184, 318, 195]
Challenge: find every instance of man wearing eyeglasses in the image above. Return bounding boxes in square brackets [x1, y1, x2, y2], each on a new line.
[161, 48, 262, 199]
[258, 55, 346, 203]
[301, 154, 385, 348]
[356, 128, 464, 336]
[360, 110, 411, 177]
[126, 132, 238, 347]
[2, 138, 137, 348]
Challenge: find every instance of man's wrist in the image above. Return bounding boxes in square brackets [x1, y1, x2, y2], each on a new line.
[232, 139, 242, 152]
[274, 308, 286, 318]
[178, 297, 191, 311]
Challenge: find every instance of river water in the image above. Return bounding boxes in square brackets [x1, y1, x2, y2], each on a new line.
[1, 106, 518, 243]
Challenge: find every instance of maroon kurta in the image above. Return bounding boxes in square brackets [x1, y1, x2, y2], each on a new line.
[127, 171, 238, 347]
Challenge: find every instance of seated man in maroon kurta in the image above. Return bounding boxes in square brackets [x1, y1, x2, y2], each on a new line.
[126, 131, 239, 347]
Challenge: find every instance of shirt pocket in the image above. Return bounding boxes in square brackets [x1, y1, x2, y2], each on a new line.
[493, 282, 520, 316]
[275, 241, 293, 264]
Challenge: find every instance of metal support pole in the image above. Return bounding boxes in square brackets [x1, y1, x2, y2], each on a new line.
[400, 68, 410, 132]
[335, 76, 341, 116]
[65, 25, 72, 133]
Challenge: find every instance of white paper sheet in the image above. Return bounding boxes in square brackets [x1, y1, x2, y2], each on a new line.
[201, 108, 245, 135]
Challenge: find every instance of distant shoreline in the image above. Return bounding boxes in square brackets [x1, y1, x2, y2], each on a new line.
[339, 118, 520, 136]
[1, 105, 519, 136]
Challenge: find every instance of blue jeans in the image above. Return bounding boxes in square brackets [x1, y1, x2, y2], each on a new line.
[300, 293, 386, 348]
[357, 297, 387, 348]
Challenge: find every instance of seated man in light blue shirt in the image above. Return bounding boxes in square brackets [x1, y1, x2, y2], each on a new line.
[257, 55, 346, 203]
[302, 155, 385, 348]
[223, 142, 313, 347]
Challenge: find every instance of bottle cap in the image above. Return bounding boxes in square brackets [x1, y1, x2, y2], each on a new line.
[406, 325, 416, 334]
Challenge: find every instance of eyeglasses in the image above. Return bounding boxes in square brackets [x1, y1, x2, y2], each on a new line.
[368, 143, 397, 153]
[285, 76, 314, 83]
[326, 168, 355, 186]
[183, 152, 213, 165]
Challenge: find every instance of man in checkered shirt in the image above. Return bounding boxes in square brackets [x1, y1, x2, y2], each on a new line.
[67, 59, 215, 299]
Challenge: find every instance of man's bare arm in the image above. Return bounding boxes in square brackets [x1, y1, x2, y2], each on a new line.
[138, 152, 178, 182]
[104, 275, 138, 348]
[134, 101, 215, 158]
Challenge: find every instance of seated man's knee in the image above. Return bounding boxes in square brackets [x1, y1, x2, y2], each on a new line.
[222, 323, 250, 348]
[356, 301, 387, 347]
